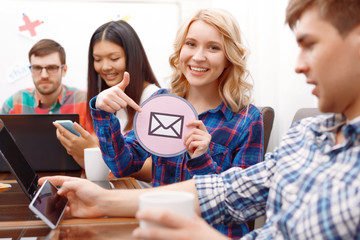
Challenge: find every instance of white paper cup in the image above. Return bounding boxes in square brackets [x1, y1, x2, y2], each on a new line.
[139, 191, 194, 228]
[84, 147, 109, 181]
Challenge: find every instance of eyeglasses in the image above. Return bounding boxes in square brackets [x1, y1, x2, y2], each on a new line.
[29, 64, 64, 74]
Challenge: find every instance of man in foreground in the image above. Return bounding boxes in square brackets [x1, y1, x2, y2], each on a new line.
[40, 0, 360, 239]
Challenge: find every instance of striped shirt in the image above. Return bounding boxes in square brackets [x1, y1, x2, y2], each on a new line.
[90, 88, 264, 238]
[1, 85, 92, 132]
[195, 113, 360, 239]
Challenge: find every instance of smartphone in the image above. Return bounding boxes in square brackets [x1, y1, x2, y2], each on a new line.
[29, 180, 68, 229]
[55, 120, 81, 136]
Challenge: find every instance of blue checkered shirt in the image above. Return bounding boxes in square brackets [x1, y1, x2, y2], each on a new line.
[195, 113, 360, 239]
[90, 89, 263, 238]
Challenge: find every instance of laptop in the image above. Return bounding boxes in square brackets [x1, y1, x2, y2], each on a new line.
[0, 119, 68, 228]
[0, 114, 81, 172]
[0, 119, 39, 200]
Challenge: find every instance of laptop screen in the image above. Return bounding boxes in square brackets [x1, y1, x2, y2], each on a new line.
[0, 120, 38, 200]
[0, 114, 81, 172]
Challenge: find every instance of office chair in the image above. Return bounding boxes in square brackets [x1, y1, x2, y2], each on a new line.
[247, 106, 275, 231]
[257, 106, 275, 154]
[251, 107, 321, 231]
[291, 108, 321, 125]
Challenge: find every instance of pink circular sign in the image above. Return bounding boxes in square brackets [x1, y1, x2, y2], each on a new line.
[133, 94, 198, 157]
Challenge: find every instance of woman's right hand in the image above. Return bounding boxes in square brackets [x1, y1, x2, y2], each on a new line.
[54, 121, 99, 168]
[95, 72, 141, 113]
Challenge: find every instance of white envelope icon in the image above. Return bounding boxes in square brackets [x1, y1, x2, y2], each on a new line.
[148, 112, 184, 139]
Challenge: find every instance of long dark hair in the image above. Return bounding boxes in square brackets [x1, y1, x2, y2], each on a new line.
[87, 20, 160, 131]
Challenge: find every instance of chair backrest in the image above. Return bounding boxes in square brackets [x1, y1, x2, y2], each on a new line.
[257, 106, 275, 153]
[247, 106, 274, 231]
[291, 108, 321, 125]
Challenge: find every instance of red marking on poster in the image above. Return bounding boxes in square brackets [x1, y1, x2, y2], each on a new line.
[19, 14, 43, 37]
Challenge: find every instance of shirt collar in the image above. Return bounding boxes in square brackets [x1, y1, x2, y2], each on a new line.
[315, 113, 360, 138]
[313, 113, 345, 133]
[33, 85, 65, 107]
[344, 115, 360, 137]
[203, 102, 234, 121]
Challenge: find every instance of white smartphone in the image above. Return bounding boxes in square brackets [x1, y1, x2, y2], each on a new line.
[29, 179, 68, 229]
[55, 120, 80, 136]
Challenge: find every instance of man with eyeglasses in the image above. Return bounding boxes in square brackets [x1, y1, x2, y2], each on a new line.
[0, 39, 92, 132]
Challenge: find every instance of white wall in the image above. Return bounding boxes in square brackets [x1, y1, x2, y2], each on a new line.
[0, 0, 211, 103]
[0, 0, 317, 151]
[213, 0, 318, 151]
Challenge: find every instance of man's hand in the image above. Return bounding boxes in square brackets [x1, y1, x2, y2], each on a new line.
[39, 176, 108, 218]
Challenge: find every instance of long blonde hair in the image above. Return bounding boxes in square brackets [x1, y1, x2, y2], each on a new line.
[169, 8, 252, 112]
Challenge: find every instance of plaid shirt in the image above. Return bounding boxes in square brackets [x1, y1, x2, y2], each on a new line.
[1, 85, 92, 132]
[195, 113, 360, 239]
[90, 89, 263, 238]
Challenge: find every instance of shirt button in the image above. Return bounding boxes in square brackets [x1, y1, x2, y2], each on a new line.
[105, 115, 110, 119]
[49, 111, 53, 114]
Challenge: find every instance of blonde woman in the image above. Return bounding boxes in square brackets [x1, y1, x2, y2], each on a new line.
[90, 8, 263, 238]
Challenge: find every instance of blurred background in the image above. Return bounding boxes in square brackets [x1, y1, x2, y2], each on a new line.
[0, 0, 317, 152]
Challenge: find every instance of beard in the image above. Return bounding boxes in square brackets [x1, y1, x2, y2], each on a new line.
[34, 80, 62, 96]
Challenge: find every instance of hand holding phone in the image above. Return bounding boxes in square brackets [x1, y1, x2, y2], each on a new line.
[29, 180, 68, 229]
[55, 120, 81, 136]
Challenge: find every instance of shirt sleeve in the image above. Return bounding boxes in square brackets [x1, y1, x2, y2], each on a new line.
[187, 105, 264, 175]
[89, 96, 149, 177]
[73, 90, 93, 133]
[1, 97, 13, 114]
[1, 103, 10, 114]
[194, 159, 274, 226]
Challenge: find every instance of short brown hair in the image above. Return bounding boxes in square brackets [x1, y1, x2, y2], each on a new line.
[28, 39, 66, 64]
[286, 0, 360, 36]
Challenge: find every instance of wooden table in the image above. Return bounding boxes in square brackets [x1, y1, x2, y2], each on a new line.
[0, 171, 140, 239]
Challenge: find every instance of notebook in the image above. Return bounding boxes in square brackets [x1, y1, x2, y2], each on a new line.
[0, 119, 68, 228]
[0, 114, 81, 172]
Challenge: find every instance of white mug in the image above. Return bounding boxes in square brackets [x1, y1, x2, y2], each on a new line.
[139, 191, 195, 228]
[84, 147, 109, 181]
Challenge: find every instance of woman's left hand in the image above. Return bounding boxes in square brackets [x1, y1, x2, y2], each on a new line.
[184, 120, 211, 159]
